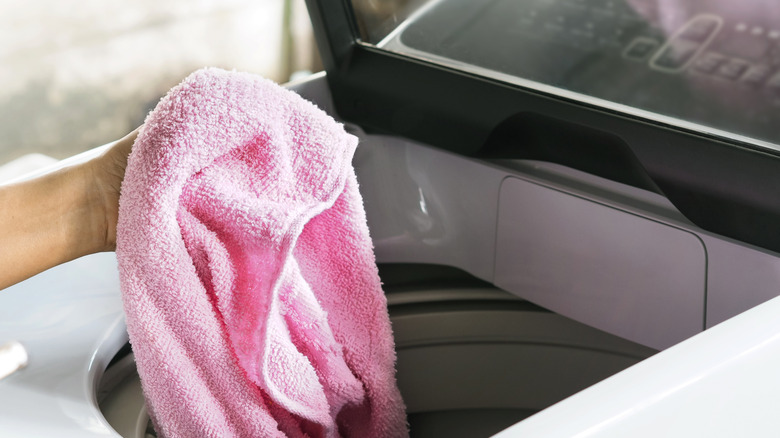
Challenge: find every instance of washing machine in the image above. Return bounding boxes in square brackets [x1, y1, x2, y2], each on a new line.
[5, 0, 780, 436]
[0, 74, 657, 437]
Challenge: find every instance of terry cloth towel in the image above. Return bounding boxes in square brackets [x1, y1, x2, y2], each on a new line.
[116, 68, 408, 438]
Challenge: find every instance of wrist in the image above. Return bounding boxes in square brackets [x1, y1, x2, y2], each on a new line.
[47, 162, 109, 260]
[69, 160, 112, 255]
[0, 162, 106, 290]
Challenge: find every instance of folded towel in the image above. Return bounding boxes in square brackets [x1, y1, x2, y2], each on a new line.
[117, 68, 408, 438]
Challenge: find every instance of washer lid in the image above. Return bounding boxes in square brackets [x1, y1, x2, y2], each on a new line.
[305, 0, 780, 254]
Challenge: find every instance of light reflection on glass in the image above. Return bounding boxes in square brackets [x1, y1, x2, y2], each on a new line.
[355, 0, 780, 150]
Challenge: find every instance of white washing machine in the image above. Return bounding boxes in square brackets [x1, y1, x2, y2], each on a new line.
[0, 75, 659, 437]
[6, 0, 780, 433]
[4, 67, 780, 435]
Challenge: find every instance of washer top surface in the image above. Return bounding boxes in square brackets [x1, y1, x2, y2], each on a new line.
[0, 252, 126, 437]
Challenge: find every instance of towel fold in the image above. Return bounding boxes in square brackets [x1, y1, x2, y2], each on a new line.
[117, 68, 408, 438]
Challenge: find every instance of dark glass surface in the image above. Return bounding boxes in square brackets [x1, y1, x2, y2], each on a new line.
[370, 0, 780, 150]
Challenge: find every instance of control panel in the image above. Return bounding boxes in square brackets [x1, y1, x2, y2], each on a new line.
[395, 0, 780, 148]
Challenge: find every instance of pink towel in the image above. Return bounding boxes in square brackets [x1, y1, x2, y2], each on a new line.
[116, 68, 408, 438]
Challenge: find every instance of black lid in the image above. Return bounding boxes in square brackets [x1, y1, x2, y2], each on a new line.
[306, 0, 780, 254]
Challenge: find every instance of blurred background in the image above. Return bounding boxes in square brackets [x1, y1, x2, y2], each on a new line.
[0, 0, 319, 165]
[0, 0, 420, 176]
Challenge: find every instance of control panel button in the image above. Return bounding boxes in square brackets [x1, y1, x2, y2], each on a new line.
[693, 52, 726, 73]
[624, 37, 659, 60]
[653, 39, 700, 70]
[741, 65, 772, 86]
[765, 71, 780, 94]
[717, 59, 750, 79]
[680, 17, 720, 42]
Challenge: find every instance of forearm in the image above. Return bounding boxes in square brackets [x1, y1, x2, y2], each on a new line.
[0, 163, 107, 290]
[0, 129, 136, 291]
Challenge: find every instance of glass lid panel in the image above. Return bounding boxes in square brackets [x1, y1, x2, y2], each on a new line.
[353, 0, 780, 151]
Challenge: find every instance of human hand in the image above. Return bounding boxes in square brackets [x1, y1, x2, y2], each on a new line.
[0, 128, 138, 290]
